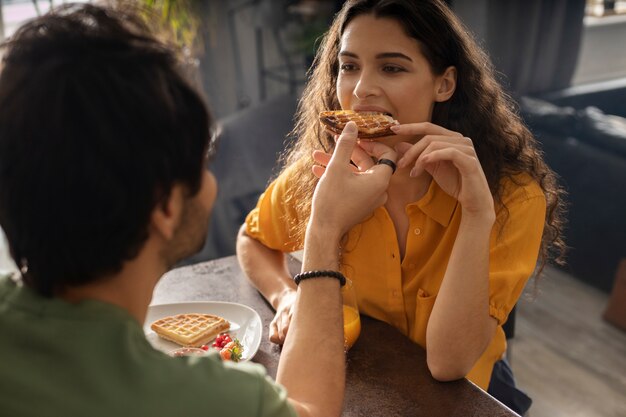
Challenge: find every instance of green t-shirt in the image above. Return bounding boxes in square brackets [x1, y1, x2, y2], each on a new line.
[0, 275, 296, 417]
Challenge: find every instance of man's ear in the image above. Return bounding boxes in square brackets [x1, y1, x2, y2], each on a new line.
[151, 184, 185, 241]
[435, 66, 457, 103]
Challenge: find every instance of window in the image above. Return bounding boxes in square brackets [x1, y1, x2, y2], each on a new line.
[585, 0, 626, 17]
[573, 0, 626, 84]
[1, 0, 91, 41]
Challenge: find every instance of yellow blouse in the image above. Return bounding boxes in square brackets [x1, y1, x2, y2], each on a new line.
[246, 169, 546, 389]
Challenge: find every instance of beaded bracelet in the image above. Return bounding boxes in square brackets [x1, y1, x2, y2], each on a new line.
[293, 270, 346, 287]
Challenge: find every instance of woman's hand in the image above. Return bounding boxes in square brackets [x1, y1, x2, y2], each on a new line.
[391, 122, 494, 220]
[269, 289, 297, 345]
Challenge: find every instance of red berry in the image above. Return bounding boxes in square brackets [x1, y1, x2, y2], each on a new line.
[201, 345, 209, 351]
[220, 349, 231, 360]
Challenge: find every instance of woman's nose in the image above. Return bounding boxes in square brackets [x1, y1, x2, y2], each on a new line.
[353, 72, 379, 100]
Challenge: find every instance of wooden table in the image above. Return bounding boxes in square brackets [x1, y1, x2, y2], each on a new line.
[152, 255, 519, 417]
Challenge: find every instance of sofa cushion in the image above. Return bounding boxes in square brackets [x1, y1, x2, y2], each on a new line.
[578, 106, 626, 159]
[520, 96, 626, 158]
[519, 97, 578, 135]
[529, 131, 626, 293]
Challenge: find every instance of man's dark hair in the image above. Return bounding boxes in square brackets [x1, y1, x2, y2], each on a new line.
[0, 4, 213, 296]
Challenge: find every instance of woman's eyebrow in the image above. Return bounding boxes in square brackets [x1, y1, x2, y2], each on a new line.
[338, 51, 413, 62]
[339, 51, 358, 58]
[375, 52, 413, 62]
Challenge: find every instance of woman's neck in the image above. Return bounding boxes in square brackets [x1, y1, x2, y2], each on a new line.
[387, 167, 432, 205]
[384, 170, 433, 260]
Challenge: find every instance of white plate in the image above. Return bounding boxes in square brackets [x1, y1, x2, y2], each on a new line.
[144, 301, 262, 361]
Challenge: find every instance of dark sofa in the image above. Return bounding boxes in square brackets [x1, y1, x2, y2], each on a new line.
[520, 91, 626, 293]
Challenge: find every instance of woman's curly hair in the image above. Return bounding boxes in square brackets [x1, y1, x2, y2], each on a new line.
[280, 0, 566, 275]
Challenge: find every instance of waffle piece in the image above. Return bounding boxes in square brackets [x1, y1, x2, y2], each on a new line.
[151, 313, 230, 348]
[319, 110, 399, 139]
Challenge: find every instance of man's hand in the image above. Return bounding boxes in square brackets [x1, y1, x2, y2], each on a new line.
[309, 121, 397, 240]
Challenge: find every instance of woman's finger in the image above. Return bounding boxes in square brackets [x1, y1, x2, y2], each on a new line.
[419, 141, 476, 160]
[312, 163, 357, 178]
[394, 141, 413, 159]
[350, 142, 376, 171]
[277, 318, 290, 345]
[390, 121, 463, 138]
[357, 140, 397, 164]
[409, 141, 475, 177]
[421, 148, 480, 177]
[312, 150, 331, 165]
[313, 150, 362, 174]
[312, 165, 326, 178]
[397, 135, 472, 168]
[269, 319, 281, 344]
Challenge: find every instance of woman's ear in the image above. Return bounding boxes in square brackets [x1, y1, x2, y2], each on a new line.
[150, 184, 185, 241]
[435, 66, 457, 103]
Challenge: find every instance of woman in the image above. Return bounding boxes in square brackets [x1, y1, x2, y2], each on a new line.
[237, 0, 565, 414]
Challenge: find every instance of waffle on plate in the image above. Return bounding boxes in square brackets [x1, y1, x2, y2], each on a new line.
[151, 313, 230, 348]
[319, 110, 399, 139]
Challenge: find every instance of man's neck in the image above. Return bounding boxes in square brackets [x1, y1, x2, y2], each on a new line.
[60, 241, 166, 324]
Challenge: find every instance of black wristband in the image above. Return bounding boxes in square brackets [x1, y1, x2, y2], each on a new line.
[293, 270, 346, 287]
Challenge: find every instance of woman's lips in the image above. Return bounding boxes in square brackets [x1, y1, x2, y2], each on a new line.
[353, 106, 393, 117]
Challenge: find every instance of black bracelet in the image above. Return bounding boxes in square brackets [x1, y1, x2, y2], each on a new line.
[294, 270, 346, 287]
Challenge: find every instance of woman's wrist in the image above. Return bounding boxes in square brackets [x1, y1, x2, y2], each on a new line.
[460, 207, 496, 229]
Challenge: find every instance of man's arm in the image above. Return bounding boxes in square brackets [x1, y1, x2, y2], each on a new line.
[274, 122, 397, 417]
[277, 227, 345, 417]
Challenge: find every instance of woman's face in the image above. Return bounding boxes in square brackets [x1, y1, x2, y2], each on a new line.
[336, 14, 454, 145]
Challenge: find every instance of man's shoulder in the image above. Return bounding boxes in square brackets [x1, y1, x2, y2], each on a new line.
[0, 322, 295, 417]
[135, 354, 296, 416]
[0, 272, 18, 292]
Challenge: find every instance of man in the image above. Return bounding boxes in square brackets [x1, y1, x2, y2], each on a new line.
[0, 4, 396, 417]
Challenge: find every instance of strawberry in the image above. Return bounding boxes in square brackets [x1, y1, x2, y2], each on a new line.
[219, 339, 243, 362]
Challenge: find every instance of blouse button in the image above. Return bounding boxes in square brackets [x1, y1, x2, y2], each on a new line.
[414, 228, 421, 235]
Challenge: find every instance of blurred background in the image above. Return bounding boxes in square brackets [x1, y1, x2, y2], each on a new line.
[0, 1, 624, 416]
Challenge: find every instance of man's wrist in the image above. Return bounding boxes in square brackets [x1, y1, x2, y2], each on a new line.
[302, 233, 341, 272]
[306, 220, 343, 246]
[294, 270, 346, 286]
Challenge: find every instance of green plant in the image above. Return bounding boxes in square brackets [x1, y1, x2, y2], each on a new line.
[140, 0, 200, 51]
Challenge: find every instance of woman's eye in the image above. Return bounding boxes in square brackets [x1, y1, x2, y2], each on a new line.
[340, 63, 357, 72]
[383, 65, 404, 73]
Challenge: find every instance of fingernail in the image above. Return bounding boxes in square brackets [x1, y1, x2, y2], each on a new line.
[397, 157, 405, 168]
[344, 121, 357, 134]
[390, 125, 400, 131]
[409, 167, 418, 177]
